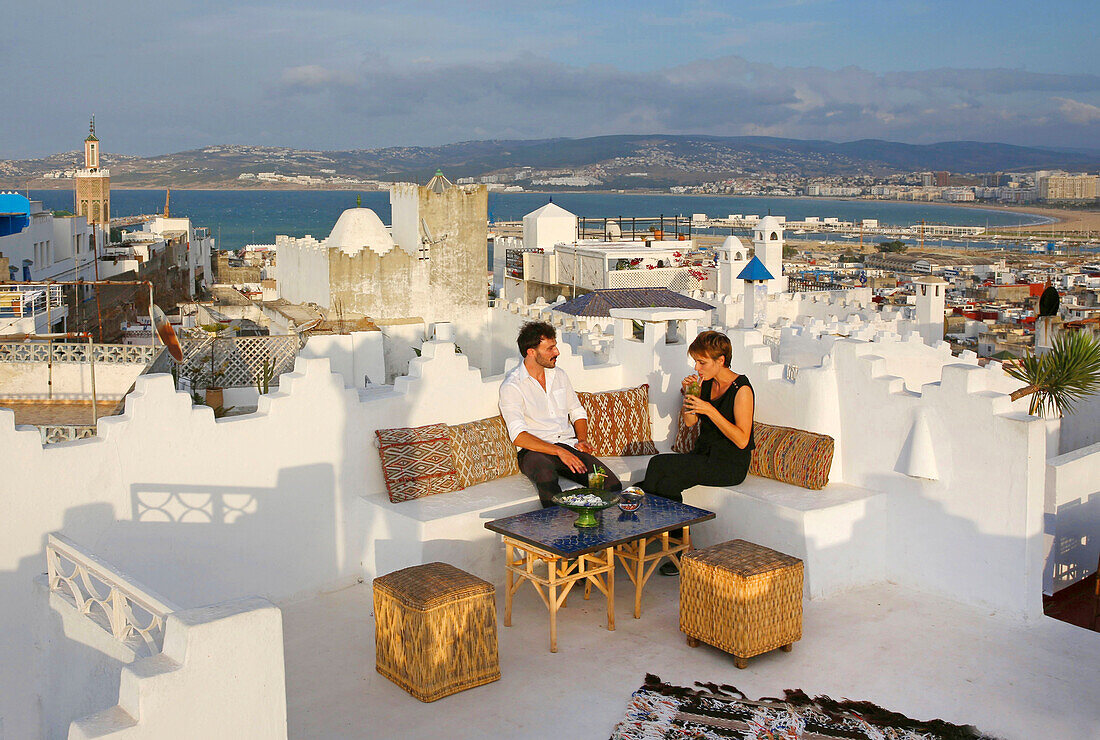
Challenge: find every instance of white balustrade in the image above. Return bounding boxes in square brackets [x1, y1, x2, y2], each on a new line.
[46, 533, 180, 655]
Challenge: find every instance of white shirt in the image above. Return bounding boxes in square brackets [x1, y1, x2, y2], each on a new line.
[498, 362, 587, 447]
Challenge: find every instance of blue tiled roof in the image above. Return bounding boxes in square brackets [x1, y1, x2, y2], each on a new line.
[551, 288, 714, 317]
[736, 255, 774, 281]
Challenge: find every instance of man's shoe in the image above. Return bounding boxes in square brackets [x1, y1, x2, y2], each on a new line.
[659, 561, 679, 577]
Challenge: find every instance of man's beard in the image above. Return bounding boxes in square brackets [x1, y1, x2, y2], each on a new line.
[535, 354, 557, 368]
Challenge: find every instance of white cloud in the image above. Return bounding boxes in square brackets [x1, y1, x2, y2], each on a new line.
[1054, 97, 1100, 124]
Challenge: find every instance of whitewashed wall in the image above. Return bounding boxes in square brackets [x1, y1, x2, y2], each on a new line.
[0, 360, 146, 400]
[0, 303, 1060, 735]
[1044, 442, 1100, 594]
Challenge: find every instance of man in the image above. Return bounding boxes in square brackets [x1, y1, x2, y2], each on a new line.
[499, 321, 622, 507]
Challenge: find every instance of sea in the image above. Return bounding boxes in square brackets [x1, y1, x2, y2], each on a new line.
[28, 189, 1055, 253]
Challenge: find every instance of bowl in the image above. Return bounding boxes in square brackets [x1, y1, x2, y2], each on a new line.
[618, 486, 645, 512]
[552, 488, 622, 528]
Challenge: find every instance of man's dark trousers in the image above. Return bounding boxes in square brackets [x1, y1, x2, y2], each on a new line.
[517, 443, 623, 507]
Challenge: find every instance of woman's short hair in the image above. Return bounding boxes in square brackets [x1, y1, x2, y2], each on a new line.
[688, 330, 732, 367]
[517, 321, 556, 357]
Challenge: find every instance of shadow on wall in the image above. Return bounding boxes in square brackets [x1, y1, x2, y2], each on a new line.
[88, 465, 344, 609]
[1047, 491, 1100, 592]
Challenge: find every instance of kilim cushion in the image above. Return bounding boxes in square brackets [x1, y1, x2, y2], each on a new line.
[671, 400, 701, 453]
[748, 422, 834, 490]
[576, 384, 659, 457]
[376, 424, 461, 503]
[449, 416, 520, 489]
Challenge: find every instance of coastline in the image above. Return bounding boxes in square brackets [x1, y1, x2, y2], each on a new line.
[17, 184, 1096, 234]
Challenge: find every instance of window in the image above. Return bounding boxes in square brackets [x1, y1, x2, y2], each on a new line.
[770, 232, 778, 240]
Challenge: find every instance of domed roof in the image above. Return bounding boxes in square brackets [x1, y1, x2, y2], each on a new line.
[325, 208, 397, 257]
[720, 235, 749, 253]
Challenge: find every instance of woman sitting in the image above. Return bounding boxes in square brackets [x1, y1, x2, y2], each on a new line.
[637, 330, 755, 575]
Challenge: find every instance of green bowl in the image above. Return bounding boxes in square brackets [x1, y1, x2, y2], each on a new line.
[552, 488, 623, 528]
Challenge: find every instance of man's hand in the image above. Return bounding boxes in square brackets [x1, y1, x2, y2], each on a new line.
[575, 440, 596, 454]
[557, 446, 587, 474]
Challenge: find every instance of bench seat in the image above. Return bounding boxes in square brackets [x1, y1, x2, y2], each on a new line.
[360, 456, 648, 583]
[686, 475, 887, 600]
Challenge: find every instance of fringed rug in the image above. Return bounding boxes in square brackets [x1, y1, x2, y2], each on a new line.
[610, 674, 998, 740]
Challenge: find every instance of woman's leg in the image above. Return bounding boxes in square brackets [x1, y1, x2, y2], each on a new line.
[639, 453, 694, 502]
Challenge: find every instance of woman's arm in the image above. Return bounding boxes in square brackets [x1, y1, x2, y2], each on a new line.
[683, 384, 754, 448]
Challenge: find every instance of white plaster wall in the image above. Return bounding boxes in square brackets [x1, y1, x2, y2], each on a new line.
[300, 331, 385, 387]
[274, 236, 329, 307]
[70, 597, 286, 739]
[1044, 443, 1100, 594]
[523, 211, 575, 249]
[389, 184, 419, 252]
[0, 304, 1057, 734]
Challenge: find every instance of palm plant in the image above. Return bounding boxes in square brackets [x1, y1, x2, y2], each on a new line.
[1006, 331, 1100, 417]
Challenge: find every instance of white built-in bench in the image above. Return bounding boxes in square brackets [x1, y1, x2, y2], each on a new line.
[687, 476, 887, 599]
[361, 457, 648, 584]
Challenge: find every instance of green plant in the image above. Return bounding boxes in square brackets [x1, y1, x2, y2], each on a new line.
[1006, 331, 1100, 417]
[255, 356, 274, 395]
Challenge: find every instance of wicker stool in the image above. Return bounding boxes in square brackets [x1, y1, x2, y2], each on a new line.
[680, 539, 803, 669]
[373, 562, 500, 701]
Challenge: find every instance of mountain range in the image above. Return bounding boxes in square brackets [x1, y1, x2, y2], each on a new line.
[3, 135, 1098, 190]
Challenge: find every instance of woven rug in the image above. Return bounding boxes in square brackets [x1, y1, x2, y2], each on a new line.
[610, 674, 998, 740]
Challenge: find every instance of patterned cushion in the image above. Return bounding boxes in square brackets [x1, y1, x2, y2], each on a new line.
[449, 415, 520, 489]
[576, 384, 659, 457]
[672, 398, 701, 453]
[376, 424, 461, 503]
[748, 422, 834, 490]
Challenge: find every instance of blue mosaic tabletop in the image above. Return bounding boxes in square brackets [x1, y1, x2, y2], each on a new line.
[485, 495, 715, 557]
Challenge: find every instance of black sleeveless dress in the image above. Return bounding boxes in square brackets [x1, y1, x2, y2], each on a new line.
[639, 374, 755, 503]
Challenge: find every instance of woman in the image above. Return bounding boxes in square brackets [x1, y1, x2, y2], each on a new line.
[638, 330, 755, 575]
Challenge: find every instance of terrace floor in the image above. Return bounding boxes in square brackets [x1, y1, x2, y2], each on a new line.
[282, 572, 1100, 740]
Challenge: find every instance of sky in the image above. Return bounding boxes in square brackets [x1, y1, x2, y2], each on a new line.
[2, 0, 1099, 158]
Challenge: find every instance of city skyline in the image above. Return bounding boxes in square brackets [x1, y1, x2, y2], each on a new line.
[2, 0, 1098, 158]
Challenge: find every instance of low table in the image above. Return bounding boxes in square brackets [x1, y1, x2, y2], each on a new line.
[485, 496, 715, 652]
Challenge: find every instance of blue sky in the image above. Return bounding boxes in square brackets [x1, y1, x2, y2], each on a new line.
[2, 0, 1098, 157]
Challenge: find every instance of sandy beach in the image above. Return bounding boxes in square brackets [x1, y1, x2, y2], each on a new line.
[945, 201, 1100, 234]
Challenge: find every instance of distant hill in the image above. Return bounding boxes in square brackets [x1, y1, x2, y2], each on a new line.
[3, 135, 1098, 190]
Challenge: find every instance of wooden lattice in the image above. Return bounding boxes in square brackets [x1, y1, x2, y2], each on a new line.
[175, 335, 301, 389]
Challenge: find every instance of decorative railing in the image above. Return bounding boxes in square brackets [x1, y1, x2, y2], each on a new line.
[40, 425, 97, 445]
[0, 284, 64, 318]
[784, 364, 799, 381]
[0, 342, 158, 364]
[174, 334, 301, 389]
[46, 533, 180, 655]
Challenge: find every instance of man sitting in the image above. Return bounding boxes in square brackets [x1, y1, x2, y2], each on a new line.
[499, 321, 622, 507]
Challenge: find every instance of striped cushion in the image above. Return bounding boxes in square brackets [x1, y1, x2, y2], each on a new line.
[577, 384, 659, 457]
[748, 422, 834, 490]
[449, 415, 520, 489]
[376, 424, 461, 503]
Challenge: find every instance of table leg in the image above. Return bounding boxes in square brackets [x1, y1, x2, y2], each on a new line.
[505, 541, 514, 627]
[634, 538, 645, 619]
[548, 557, 558, 653]
[606, 546, 615, 631]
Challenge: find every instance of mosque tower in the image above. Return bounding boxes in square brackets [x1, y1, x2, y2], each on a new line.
[753, 216, 785, 294]
[74, 116, 111, 232]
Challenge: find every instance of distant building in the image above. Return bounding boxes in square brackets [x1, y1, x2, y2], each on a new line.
[1038, 174, 1098, 202]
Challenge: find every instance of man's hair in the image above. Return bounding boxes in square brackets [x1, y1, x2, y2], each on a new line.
[517, 321, 556, 357]
[688, 330, 732, 368]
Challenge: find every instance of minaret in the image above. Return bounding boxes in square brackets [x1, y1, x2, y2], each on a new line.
[753, 216, 785, 294]
[913, 275, 947, 346]
[74, 116, 111, 232]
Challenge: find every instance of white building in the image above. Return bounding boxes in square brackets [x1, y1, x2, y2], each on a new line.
[522, 201, 576, 249]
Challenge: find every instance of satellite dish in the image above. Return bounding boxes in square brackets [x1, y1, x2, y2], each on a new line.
[1038, 286, 1059, 317]
[152, 304, 184, 362]
[421, 218, 435, 244]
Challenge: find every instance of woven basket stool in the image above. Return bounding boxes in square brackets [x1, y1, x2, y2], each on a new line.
[680, 539, 803, 669]
[373, 562, 500, 702]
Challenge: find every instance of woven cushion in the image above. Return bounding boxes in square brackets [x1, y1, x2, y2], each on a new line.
[449, 415, 520, 489]
[671, 400, 701, 453]
[376, 424, 461, 503]
[374, 562, 495, 611]
[577, 384, 659, 457]
[748, 422, 834, 490]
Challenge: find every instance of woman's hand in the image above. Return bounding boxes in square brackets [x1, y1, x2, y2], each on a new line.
[682, 393, 715, 418]
[681, 374, 701, 395]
